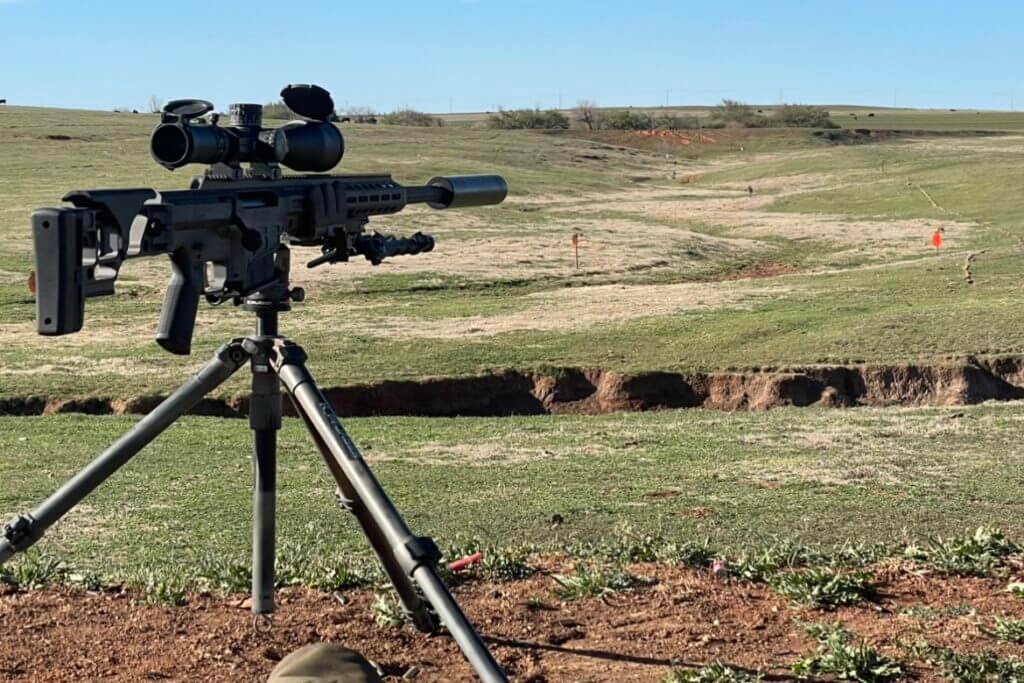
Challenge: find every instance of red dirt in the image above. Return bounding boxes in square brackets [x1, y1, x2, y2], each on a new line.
[7, 355, 1024, 420]
[633, 130, 718, 145]
[2, 562, 1022, 682]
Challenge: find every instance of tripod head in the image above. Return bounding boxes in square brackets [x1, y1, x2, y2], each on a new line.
[31, 84, 507, 354]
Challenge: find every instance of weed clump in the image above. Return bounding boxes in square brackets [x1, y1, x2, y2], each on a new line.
[918, 645, 1024, 682]
[275, 542, 380, 591]
[665, 662, 760, 682]
[602, 528, 714, 567]
[793, 624, 903, 682]
[552, 564, 643, 601]
[371, 591, 405, 629]
[904, 527, 1019, 577]
[195, 554, 251, 594]
[126, 569, 188, 606]
[731, 540, 825, 582]
[444, 538, 537, 581]
[194, 543, 380, 595]
[770, 567, 877, 610]
[984, 616, 1024, 644]
[0, 551, 67, 591]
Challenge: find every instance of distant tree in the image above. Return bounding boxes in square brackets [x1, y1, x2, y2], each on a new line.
[600, 110, 653, 131]
[488, 108, 570, 130]
[709, 99, 769, 128]
[653, 113, 699, 130]
[262, 99, 294, 120]
[147, 95, 164, 114]
[772, 104, 839, 128]
[379, 109, 444, 126]
[343, 106, 378, 124]
[575, 100, 599, 131]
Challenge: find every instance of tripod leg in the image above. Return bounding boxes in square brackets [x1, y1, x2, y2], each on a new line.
[0, 341, 250, 565]
[270, 340, 507, 683]
[251, 429, 277, 613]
[303, 425, 435, 633]
[249, 311, 282, 614]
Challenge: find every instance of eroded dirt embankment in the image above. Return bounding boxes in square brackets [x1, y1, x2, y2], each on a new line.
[3, 356, 1024, 418]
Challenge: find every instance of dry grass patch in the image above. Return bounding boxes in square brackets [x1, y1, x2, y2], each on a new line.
[372, 279, 792, 339]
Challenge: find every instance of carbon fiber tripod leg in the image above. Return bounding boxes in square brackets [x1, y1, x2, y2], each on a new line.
[302, 421, 436, 633]
[0, 341, 250, 565]
[248, 310, 282, 615]
[269, 339, 507, 683]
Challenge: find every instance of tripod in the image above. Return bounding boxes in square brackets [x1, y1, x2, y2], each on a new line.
[0, 294, 508, 683]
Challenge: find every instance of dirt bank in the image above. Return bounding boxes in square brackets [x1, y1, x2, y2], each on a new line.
[3, 356, 1024, 419]
[1, 562, 1021, 682]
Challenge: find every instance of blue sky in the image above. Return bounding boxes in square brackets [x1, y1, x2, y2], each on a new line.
[1, 1, 1021, 112]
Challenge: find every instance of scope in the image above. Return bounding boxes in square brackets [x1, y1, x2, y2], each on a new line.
[150, 84, 344, 173]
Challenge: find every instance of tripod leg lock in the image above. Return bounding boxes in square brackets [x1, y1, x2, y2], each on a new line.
[3, 514, 43, 552]
[400, 535, 442, 576]
[268, 339, 308, 369]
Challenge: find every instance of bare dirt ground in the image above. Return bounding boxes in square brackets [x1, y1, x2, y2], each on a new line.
[2, 562, 1021, 682]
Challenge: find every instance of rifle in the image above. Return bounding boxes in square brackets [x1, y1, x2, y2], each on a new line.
[32, 83, 506, 354]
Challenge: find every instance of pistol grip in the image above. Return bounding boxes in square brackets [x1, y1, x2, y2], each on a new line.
[156, 248, 204, 355]
[32, 208, 90, 335]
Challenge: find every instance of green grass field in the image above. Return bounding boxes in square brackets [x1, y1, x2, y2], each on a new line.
[4, 106, 1024, 399]
[2, 404, 1021, 581]
[2, 105, 1024, 583]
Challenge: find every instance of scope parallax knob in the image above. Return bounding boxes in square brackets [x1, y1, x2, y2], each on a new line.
[229, 103, 263, 128]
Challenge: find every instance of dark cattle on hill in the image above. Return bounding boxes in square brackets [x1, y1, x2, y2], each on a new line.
[0, 99, 6, 105]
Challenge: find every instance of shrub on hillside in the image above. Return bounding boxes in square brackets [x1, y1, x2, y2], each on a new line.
[709, 100, 769, 128]
[653, 113, 699, 130]
[342, 107, 378, 124]
[264, 99, 346, 122]
[773, 104, 838, 128]
[488, 108, 570, 130]
[600, 110, 653, 131]
[379, 109, 443, 127]
[263, 100, 295, 120]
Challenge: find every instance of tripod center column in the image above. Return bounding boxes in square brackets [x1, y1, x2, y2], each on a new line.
[250, 309, 281, 614]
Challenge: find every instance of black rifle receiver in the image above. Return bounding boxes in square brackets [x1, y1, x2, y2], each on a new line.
[31, 85, 507, 354]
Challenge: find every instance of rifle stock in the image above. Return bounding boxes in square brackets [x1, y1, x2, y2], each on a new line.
[32, 174, 507, 351]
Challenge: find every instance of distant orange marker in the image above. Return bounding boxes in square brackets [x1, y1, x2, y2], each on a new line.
[931, 230, 943, 248]
[27, 269, 36, 295]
